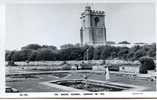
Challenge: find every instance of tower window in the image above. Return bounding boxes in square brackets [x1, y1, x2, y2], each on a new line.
[94, 17, 99, 26]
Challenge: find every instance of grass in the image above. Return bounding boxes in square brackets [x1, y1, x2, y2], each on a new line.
[6, 65, 156, 92]
[50, 72, 70, 78]
[9, 74, 38, 79]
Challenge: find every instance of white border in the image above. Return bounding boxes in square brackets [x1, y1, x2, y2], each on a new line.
[2, 0, 157, 4]
[0, 0, 156, 98]
[0, 4, 6, 96]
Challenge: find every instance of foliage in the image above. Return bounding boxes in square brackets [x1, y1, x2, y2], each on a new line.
[106, 41, 116, 44]
[118, 41, 130, 44]
[5, 43, 156, 62]
[21, 44, 42, 50]
[60, 44, 75, 49]
[139, 66, 148, 74]
[139, 56, 156, 74]
[139, 56, 156, 70]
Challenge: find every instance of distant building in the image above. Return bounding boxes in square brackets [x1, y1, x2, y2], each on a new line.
[92, 65, 106, 71]
[119, 64, 140, 74]
[80, 6, 106, 46]
[108, 43, 148, 48]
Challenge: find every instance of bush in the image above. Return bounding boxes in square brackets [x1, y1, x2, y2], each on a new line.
[139, 56, 156, 70]
[7, 61, 17, 66]
[108, 65, 119, 71]
[80, 63, 92, 70]
[139, 56, 156, 74]
[5, 43, 156, 62]
[62, 64, 71, 70]
[139, 66, 148, 74]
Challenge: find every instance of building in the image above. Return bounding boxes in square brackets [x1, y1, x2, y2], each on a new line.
[92, 65, 106, 71]
[107, 43, 148, 48]
[119, 64, 140, 74]
[80, 6, 106, 46]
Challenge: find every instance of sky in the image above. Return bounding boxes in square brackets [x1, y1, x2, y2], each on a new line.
[5, 3, 156, 50]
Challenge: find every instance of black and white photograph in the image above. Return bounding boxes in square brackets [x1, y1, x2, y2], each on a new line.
[5, 1, 156, 95]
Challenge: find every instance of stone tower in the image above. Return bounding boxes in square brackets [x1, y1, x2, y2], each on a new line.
[80, 6, 106, 46]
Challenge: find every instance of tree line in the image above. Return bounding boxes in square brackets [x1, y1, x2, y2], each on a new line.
[5, 43, 156, 62]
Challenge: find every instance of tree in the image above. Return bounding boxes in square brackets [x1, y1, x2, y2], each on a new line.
[5, 50, 12, 61]
[17, 49, 33, 61]
[106, 41, 116, 44]
[60, 44, 75, 49]
[68, 47, 84, 60]
[139, 64, 148, 74]
[93, 47, 102, 60]
[139, 56, 156, 71]
[147, 43, 156, 59]
[28, 50, 38, 61]
[85, 46, 94, 60]
[21, 44, 42, 50]
[100, 46, 112, 60]
[118, 41, 130, 44]
[118, 47, 129, 60]
[6, 50, 17, 66]
[42, 45, 57, 50]
[5, 43, 156, 62]
[75, 43, 81, 48]
[133, 49, 145, 60]
[148, 49, 156, 58]
[59, 48, 72, 60]
[36, 48, 57, 61]
[127, 45, 141, 60]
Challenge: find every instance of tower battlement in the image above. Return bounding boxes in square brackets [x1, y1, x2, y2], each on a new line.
[91, 10, 105, 15]
[81, 7, 105, 17]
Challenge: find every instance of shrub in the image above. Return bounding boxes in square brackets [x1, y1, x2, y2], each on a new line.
[80, 63, 92, 70]
[139, 66, 148, 74]
[139, 56, 156, 74]
[7, 61, 17, 66]
[108, 65, 119, 71]
[62, 64, 71, 70]
[139, 56, 156, 70]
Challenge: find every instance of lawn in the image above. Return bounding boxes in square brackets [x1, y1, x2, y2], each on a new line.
[6, 66, 156, 92]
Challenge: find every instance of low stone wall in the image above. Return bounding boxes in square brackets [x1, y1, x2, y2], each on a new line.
[6, 60, 139, 66]
[6, 60, 104, 66]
